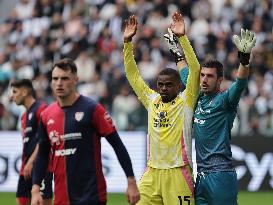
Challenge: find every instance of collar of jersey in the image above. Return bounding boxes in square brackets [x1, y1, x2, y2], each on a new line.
[200, 91, 219, 99]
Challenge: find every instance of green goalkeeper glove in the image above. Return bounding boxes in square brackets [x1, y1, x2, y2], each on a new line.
[233, 29, 256, 66]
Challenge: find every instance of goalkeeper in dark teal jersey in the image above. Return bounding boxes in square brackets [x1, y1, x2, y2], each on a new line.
[164, 29, 256, 205]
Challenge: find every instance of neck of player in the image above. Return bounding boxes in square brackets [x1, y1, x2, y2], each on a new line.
[58, 92, 80, 107]
[24, 97, 36, 110]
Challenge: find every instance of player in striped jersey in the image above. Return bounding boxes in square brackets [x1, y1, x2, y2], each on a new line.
[10, 79, 53, 205]
[123, 12, 200, 205]
[31, 58, 140, 205]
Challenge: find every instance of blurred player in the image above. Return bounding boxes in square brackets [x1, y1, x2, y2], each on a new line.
[10, 79, 53, 205]
[123, 12, 200, 205]
[31, 58, 140, 205]
[164, 28, 256, 205]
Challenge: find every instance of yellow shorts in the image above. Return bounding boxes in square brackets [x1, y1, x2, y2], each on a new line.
[136, 165, 195, 205]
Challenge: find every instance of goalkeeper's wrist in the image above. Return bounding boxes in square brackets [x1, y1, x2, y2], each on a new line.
[124, 37, 132, 43]
[238, 51, 250, 66]
[173, 51, 185, 64]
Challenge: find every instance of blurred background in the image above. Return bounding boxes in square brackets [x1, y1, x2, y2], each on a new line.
[0, 0, 272, 204]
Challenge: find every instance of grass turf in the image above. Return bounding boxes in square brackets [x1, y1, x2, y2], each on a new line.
[0, 192, 272, 205]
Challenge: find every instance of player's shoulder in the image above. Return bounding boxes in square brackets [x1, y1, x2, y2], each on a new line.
[148, 92, 160, 102]
[42, 102, 59, 115]
[217, 89, 229, 99]
[76, 95, 98, 109]
[38, 100, 47, 108]
[79, 95, 97, 104]
[21, 111, 27, 119]
[211, 90, 230, 107]
[35, 100, 47, 110]
[178, 91, 187, 101]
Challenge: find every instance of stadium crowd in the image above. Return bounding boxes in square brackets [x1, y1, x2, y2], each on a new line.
[0, 0, 272, 137]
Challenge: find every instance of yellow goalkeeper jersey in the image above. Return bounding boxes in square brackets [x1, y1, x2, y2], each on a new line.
[124, 35, 200, 169]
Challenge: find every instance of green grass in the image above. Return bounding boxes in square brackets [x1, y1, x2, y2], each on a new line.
[238, 191, 273, 205]
[1, 192, 273, 205]
[0, 192, 128, 205]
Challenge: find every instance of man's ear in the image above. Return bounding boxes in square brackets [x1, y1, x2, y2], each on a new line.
[217, 77, 223, 87]
[74, 75, 79, 83]
[22, 88, 28, 97]
[177, 82, 182, 91]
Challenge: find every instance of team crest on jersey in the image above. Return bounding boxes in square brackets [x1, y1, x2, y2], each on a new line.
[158, 111, 167, 119]
[28, 113, 33, 120]
[75, 112, 84, 121]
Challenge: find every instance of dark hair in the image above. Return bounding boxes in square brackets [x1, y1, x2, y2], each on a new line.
[202, 59, 224, 78]
[158, 68, 181, 84]
[11, 79, 35, 97]
[52, 58, 77, 74]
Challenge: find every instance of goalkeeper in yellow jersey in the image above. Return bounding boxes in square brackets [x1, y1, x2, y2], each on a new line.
[123, 12, 200, 205]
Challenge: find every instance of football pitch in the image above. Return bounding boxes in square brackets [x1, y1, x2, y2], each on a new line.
[0, 192, 272, 205]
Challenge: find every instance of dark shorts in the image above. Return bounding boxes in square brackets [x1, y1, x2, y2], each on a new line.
[195, 171, 238, 205]
[16, 172, 53, 199]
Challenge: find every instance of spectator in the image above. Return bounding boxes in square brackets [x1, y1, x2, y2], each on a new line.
[0, 0, 272, 137]
[112, 84, 139, 130]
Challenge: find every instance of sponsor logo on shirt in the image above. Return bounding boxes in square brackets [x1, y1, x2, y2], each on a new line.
[55, 148, 77, 156]
[61, 133, 82, 140]
[49, 131, 82, 145]
[153, 111, 172, 128]
[194, 117, 206, 125]
[195, 105, 211, 114]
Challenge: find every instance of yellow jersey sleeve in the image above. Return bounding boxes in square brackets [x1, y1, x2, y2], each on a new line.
[123, 42, 155, 109]
[178, 35, 200, 109]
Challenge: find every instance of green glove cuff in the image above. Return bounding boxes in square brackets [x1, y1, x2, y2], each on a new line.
[238, 51, 250, 66]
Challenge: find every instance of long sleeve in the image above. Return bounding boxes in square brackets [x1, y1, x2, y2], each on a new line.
[178, 36, 200, 108]
[106, 131, 134, 177]
[226, 78, 248, 108]
[179, 66, 189, 86]
[32, 121, 51, 185]
[123, 42, 154, 109]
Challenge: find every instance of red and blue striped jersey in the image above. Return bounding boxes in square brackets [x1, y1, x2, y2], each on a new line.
[20, 100, 46, 176]
[37, 95, 116, 205]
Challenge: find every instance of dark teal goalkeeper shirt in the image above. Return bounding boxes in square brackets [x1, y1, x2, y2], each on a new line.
[180, 68, 247, 172]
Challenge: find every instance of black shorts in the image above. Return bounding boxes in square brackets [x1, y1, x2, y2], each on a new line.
[16, 172, 53, 199]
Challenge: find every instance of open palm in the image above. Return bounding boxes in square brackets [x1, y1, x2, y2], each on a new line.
[233, 29, 256, 53]
[124, 15, 138, 40]
[170, 12, 185, 37]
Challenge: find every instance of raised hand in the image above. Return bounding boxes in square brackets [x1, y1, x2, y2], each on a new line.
[124, 15, 138, 42]
[170, 12, 185, 37]
[233, 29, 256, 65]
[233, 29, 256, 54]
[163, 28, 184, 63]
